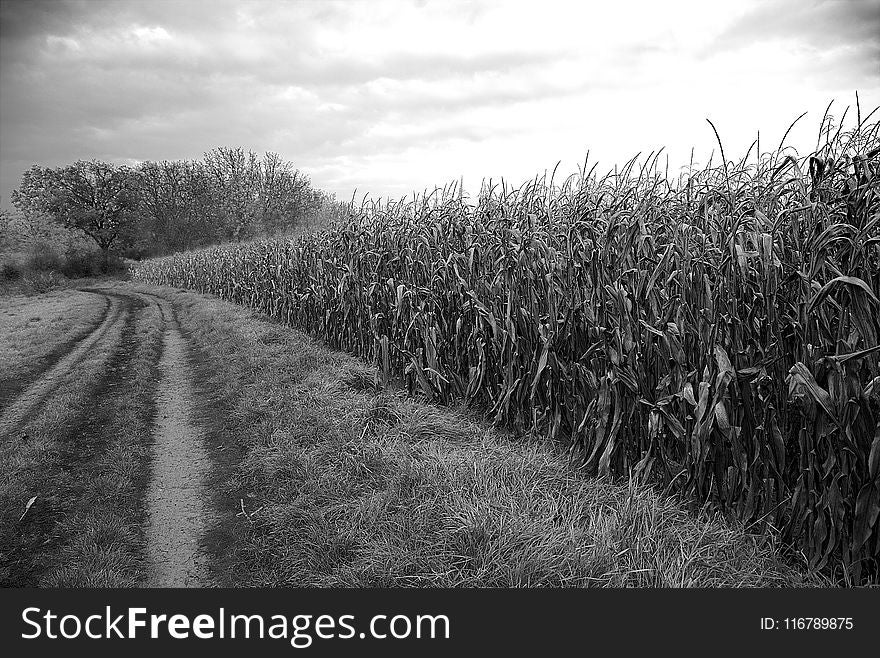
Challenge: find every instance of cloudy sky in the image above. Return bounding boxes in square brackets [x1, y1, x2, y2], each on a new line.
[1, 0, 878, 207]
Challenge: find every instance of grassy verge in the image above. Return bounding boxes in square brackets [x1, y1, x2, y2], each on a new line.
[135, 283, 827, 587]
[0, 289, 108, 406]
[0, 290, 162, 586]
[0, 269, 68, 297]
[0, 269, 132, 300]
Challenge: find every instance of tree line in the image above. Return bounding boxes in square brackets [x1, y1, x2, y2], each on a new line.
[5, 147, 344, 271]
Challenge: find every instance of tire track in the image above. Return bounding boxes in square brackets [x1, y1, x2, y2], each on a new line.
[131, 289, 212, 587]
[2, 285, 214, 586]
[0, 293, 111, 411]
[0, 292, 127, 438]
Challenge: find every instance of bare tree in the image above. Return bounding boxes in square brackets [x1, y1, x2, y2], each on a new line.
[203, 147, 262, 242]
[137, 159, 217, 254]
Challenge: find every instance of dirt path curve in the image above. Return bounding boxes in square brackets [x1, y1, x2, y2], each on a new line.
[1, 285, 214, 586]
[137, 292, 212, 588]
[0, 292, 125, 437]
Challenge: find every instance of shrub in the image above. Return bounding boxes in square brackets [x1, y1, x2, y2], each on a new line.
[1, 260, 22, 281]
[61, 248, 102, 278]
[25, 241, 64, 272]
[20, 269, 65, 294]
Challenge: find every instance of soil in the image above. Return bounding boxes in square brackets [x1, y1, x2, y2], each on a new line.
[142, 300, 213, 588]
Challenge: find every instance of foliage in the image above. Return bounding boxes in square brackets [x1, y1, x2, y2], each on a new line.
[11, 160, 140, 270]
[136, 109, 879, 583]
[135, 148, 329, 256]
[10, 149, 339, 263]
[1, 261, 22, 281]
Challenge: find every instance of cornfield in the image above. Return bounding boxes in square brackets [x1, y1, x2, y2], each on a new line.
[134, 110, 880, 583]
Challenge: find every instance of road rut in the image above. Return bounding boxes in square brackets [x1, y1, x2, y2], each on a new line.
[140, 293, 212, 587]
[1, 286, 215, 587]
[0, 292, 125, 437]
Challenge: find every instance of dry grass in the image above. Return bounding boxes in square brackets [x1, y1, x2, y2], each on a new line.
[0, 289, 107, 403]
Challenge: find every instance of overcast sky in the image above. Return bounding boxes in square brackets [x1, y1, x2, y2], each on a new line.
[1, 0, 878, 207]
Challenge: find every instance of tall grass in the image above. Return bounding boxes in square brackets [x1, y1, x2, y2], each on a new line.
[134, 109, 880, 583]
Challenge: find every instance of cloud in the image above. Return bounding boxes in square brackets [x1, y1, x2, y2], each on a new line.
[1, 0, 878, 207]
[714, 0, 880, 50]
[708, 0, 880, 86]
[700, 1, 880, 114]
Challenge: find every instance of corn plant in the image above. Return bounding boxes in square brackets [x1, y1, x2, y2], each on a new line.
[134, 110, 880, 583]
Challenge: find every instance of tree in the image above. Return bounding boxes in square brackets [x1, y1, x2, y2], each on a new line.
[136, 159, 215, 254]
[257, 152, 323, 235]
[0, 206, 59, 250]
[200, 148, 324, 240]
[11, 149, 331, 264]
[12, 160, 141, 271]
[203, 147, 262, 242]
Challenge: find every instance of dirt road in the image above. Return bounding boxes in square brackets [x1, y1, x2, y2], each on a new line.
[0, 285, 213, 587]
[141, 294, 211, 587]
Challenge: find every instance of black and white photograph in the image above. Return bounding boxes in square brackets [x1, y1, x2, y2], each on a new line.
[0, 0, 878, 651]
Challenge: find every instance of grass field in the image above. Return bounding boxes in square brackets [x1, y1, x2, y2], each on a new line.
[0, 290, 107, 407]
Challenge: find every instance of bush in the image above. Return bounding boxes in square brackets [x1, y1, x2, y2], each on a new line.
[16, 269, 65, 294]
[26, 242, 64, 272]
[1, 260, 22, 281]
[105, 254, 129, 275]
[61, 248, 102, 278]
